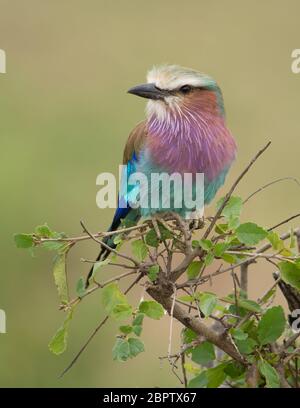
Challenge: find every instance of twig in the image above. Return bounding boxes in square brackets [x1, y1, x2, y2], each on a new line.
[268, 213, 300, 231]
[246, 364, 259, 388]
[231, 271, 239, 316]
[80, 220, 138, 265]
[202, 141, 271, 240]
[81, 259, 138, 270]
[168, 286, 177, 360]
[235, 276, 281, 329]
[64, 270, 137, 308]
[243, 177, 300, 204]
[60, 272, 144, 377]
[147, 285, 247, 366]
[282, 331, 300, 351]
[240, 263, 248, 294]
[59, 315, 109, 378]
[170, 142, 272, 283]
[225, 250, 297, 261]
[38, 222, 151, 244]
[283, 348, 300, 364]
[194, 229, 300, 284]
[181, 353, 188, 388]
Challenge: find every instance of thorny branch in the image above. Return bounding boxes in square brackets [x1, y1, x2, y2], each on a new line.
[33, 142, 300, 387]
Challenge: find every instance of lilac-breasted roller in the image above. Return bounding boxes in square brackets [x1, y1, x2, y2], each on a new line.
[87, 65, 236, 285]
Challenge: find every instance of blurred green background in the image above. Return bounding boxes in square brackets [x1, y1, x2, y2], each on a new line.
[0, 0, 299, 387]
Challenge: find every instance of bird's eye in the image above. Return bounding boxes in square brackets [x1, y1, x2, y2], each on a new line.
[179, 85, 192, 94]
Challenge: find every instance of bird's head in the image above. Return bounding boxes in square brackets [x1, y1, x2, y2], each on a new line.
[128, 64, 225, 121]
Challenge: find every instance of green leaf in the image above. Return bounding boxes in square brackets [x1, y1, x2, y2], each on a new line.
[119, 325, 132, 335]
[206, 364, 227, 388]
[183, 328, 198, 344]
[145, 229, 159, 247]
[231, 328, 248, 341]
[268, 231, 283, 251]
[129, 312, 144, 330]
[224, 361, 245, 379]
[112, 338, 130, 362]
[279, 261, 300, 291]
[215, 223, 228, 234]
[128, 338, 145, 357]
[217, 196, 243, 220]
[37, 227, 67, 251]
[236, 222, 268, 245]
[91, 258, 110, 279]
[139, 300, 164, 320]
[35, 223, 53, 237]
[221, 253, 237, 264]
[184, 363, 201, 375]
[132, 325, 142, 336]
[48, 310, 73, 355]
[204, 252, 214, 266]
[111, 303, 133, 321]
[101, 283, 129, 314]
[148, 265, 160, 282]
[53, 251, 69, 304]
[238, 298, 262, 313]
[260, 287, 276, 304]
[14, 233, 34, 248]
[257, 306, 286, 345]
[192, 240, 200, 248]
[258, 360, 280, 388]
[41, 241, 66, 252]
[213, 243, 230, 257]
[228, 216, 240, 230]
[188, 371, 208, 388]
[235, 338, 257, 354]
[179, 295, 194, 302]
[113, 234, 123, 245]
[222, 295, 262, 313]
[76, 277, 86, 297]
[198, 239, 213, 251]
[159, 225, 173, 240]
[133, 313, 144, 327]
[198, 292, 218, 317]
[187, 261, 203, 279]
[191, 341, 216, 365]
[132, 240, 148, 261]
[145, 224, 173, 246]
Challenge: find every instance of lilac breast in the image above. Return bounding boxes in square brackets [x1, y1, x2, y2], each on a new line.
[146, 108, 236, 182]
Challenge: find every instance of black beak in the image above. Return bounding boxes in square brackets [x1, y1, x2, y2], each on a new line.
[127, 83, 169, 100]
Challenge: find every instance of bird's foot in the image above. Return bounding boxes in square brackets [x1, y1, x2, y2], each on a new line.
[189, 216, 205, 231]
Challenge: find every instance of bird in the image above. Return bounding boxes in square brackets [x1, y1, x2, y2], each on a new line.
[86, 64, 237, 286]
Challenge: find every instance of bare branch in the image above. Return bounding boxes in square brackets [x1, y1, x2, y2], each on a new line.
[268, 213, 300, 231]
[240, 263, 248, 294]
[60, 272, 144, 377]
[147, 283, 247, 366]
[80, 220, 139, 265]
[202, 141, 271, 240]
[243, 176, 300, 205]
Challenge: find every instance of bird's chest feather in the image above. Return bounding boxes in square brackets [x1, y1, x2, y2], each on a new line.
[141, 113, 236, 182]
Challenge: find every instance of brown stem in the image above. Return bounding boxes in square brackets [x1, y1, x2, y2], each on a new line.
[147, 283, 247, 366]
